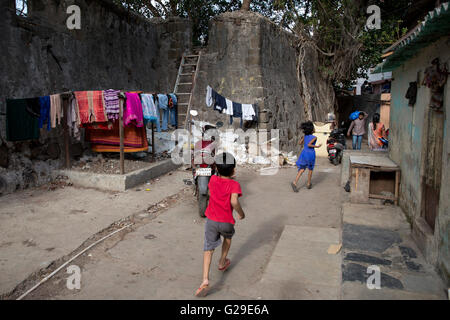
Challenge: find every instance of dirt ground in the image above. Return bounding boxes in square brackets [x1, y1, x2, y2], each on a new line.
[71, 152, 171, 174]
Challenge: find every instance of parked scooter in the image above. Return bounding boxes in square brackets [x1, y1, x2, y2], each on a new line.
[327, 128, 346, 165]
[189, 111, 223, 217]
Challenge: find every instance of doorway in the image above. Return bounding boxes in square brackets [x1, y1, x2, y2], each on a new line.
[421, 109, 444, 232]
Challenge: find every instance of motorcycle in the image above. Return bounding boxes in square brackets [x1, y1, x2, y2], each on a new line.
[189, 112, 223, 217]
[327, 128, 346, 165]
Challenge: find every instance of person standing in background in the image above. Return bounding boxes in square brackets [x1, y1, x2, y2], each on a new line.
[347, 111, 368, 150]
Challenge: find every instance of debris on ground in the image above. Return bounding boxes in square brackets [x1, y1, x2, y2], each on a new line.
[327, 243, 342, 254]
[45, 175, 72, 191]
[71, 151, 171, 174]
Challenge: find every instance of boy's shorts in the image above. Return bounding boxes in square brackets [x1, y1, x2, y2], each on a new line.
[204, 218, 235, 251]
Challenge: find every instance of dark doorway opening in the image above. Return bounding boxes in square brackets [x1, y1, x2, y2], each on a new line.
[421, 109, 444, 232]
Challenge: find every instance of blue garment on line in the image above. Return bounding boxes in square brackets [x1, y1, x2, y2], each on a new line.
[212, 90, 227, 113]
[296, 134, 316, 171]
[141, 94, 160, 132]
[38, 96, 51, 131]
[157, 94, 177, 131]
[230, 102, 243, 127]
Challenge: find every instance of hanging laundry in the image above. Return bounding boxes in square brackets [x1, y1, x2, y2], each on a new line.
[124, 92, 144, 127]
[26, 97, 41, 118]
[6, 98, 40, 141]
[141, 94, 161, 132]
[225, 99, 233, 116]
[103, 89, 120, 120]
[213, 90, 227, 113]
[157, 93, 176, 131]
[38, 96, 51, 131]
[85, 120, 148, 153]
[206, 86, 213, 107]
[50, 94, 63, 128]
[252, 104, 259, 122]
[68, 95, 81, 140]
[168, 93, 178, 128]
[74, 91, 108, 125]
[242, 104, 256, 121]
[231, 102, 243, 127]
[141, 94, 159, 120]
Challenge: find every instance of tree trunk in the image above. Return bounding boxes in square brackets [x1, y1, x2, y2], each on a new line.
[145, 1, 162, 17]
[241, 0, 252, 11]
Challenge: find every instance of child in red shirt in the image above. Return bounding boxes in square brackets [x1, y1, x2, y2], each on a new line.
[195, 152, 245, 297]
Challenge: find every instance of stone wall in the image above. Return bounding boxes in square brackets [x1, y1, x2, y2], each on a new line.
[0, 0, 191, 195]
[190, 11, 334, 152]
[389, 36, 450, 285]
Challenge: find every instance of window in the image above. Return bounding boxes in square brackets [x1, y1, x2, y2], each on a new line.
[15, 0, 28, 17]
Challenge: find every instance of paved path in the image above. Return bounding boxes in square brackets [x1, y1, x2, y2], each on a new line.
[1, 158, 446, 300]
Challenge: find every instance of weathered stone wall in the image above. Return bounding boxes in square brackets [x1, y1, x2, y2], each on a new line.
[389, 36, 450, 285]
[190, 11, 334, 152]
[0, 0, 191, 195]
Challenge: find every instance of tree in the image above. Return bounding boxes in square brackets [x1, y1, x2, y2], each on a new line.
[115, 0, 242, 45]
[241, 0, 252, 11]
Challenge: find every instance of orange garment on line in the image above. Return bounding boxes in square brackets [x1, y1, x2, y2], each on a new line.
[85, 121, 148, 153]
[74, 91, 108, 125]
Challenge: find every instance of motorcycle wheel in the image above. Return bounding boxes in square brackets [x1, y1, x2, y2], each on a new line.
[332, 157, 339, 166]
[198, 194, 208, 218]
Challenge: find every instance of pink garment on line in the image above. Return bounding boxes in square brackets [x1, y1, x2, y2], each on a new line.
[124, 92, 144, 127]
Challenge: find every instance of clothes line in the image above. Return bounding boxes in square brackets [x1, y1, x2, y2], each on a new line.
[4, 90, 178, 174]
[205, 85, 258, 127]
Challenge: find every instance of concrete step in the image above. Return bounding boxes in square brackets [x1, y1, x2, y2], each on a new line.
[253, 225, 342, 299]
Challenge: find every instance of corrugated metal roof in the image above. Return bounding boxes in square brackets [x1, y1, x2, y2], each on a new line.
[373, 2, 450, 73]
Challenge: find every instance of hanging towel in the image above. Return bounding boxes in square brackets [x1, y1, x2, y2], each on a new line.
[225, 99, 233, 116]
[141, 94, 159, 121]
[6, 98, 40, 141]
[206, 86, 213, 107]
[124, 92, 144, 127]
[50, 94, 63, 128]
[103, 89, 120, 120]
[38, 96, 51, 131]
[242, 104, 255, 121]
[74, 91, 108, 125]
[68, 95, 81, 140]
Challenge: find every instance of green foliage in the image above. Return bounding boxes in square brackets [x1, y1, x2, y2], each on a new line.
[114, 0, 410, 82]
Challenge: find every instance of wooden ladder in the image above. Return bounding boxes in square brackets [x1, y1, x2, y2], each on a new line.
[173, 52, 201, 130]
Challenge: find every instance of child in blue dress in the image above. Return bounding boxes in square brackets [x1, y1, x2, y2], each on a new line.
[291, 121, 322, 192]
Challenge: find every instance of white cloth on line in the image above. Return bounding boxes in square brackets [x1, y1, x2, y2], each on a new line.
[225, 98, 233, 116]
[242, 104, 255, 121]
[206, 85, 213, 107]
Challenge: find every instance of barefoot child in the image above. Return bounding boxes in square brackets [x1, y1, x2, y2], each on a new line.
[195, 152, 245, 297]
[291, 121, 321, 192]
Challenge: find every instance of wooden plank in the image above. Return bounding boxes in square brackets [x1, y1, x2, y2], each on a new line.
[152, 122, 155, 162]
[369, 194, 396, 201]
[395, 171, 400, 206]
[119, 96, 125, 175]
